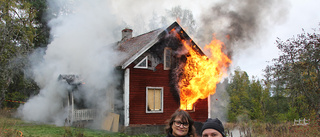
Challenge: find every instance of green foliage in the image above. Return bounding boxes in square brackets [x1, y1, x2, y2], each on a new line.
[227, 69, 250, 122]
[265, 27, 320, 117]
[0, 0, 47, 108]
[3, 91, 26, 108]
[265, 96, 290, 123]
[248, 79, 263, 120]
[286, 106, 299, 121]
[227, 67, 301, 123]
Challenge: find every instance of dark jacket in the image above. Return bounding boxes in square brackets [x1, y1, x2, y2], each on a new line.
[166, 132, 191, 137]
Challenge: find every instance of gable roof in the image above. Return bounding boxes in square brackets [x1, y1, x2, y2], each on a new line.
[117, 22, 204, 69]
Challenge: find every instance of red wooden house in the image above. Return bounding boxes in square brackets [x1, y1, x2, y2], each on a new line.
[117, 22, 209, 127]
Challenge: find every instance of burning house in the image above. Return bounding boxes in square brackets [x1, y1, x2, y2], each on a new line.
[117, 22, 212, 127]
[59, 21, 230, 133]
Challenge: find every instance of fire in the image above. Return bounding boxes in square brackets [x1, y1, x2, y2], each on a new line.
[178, 35, 231, 110]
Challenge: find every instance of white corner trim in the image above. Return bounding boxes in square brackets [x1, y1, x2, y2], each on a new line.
[124, 68, 130, 126]
[208, 95, 211, 119]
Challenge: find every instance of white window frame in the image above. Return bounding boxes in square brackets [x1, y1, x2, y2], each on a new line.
[164, 47, 172, 70]
[146, 87, 163, 113]
[134, 56, 148, 69]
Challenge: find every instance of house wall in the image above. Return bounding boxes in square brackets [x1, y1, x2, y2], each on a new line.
[127, 63, 208, 125]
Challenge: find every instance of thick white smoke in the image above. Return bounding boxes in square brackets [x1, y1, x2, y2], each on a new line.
[18, 0, 125, 126]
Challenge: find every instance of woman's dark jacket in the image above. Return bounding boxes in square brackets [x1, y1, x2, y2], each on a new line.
[166, 132, 191, 137]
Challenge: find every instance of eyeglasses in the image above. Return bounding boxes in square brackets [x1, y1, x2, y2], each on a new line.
[173, 121, 189, 128]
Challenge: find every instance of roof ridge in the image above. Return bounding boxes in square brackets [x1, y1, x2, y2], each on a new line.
[133, 28, 163, 38]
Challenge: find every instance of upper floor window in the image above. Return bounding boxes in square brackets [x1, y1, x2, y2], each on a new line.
[164, 47, 172, 70]
[134, 56, 148, 69]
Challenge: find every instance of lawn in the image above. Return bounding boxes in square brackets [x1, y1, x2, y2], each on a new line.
[0, 116, 123, 136]
[0, 114, 162, 137]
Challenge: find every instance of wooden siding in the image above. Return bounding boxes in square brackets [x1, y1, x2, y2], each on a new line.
[128, 63, 208, 125]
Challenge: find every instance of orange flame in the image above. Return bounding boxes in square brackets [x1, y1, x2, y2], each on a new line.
[178, 35, 231, 110]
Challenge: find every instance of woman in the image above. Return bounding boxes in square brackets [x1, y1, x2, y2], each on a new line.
[165, 109, 196, 137]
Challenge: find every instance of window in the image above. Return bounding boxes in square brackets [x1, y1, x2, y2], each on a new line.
[164, 47, 172, 70]
[181, 104, 195, 112]
[146, 87, 163, 113]
[134, 56, 148, 69]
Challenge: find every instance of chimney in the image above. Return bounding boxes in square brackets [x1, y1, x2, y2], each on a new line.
[121, 28, 133, 41]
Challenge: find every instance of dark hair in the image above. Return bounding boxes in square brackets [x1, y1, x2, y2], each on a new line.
[165, 109, 196, 136]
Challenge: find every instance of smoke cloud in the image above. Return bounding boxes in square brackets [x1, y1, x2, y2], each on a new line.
[209, 79, 229, 122]
[18, 0, 125, 127]
[197, 0, 289, 58]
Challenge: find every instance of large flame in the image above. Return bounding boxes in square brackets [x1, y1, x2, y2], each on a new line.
[178, 35, 231, 110]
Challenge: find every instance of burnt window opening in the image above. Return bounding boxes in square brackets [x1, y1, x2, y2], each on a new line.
[146, 87, 163, 113]
[134, 56, 148, 69]
[184, 104, 195, 112]
[164, 47, 172, 70]
[180, 100, 196, 112]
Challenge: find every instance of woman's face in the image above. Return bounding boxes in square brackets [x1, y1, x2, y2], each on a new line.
[171, 115, 189, 137]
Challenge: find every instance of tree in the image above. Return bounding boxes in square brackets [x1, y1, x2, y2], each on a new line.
[265, 27, 320, 118]
[263, 64, 290, 123]
[0, 0, 48, 108]
[248, 78, 263, 120]
[227, 69, 250, 122]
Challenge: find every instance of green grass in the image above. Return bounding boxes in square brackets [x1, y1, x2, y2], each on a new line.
[0, 109, 167, 137]
[0, 116, 120, 136]
[0, 112, 161, 137]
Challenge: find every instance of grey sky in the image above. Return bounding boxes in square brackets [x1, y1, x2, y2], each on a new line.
[232, 0, 320, 79]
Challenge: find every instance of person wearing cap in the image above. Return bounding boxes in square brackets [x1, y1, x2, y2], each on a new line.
[164, 109, 196, 137]
[201, 118, 226, 137]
